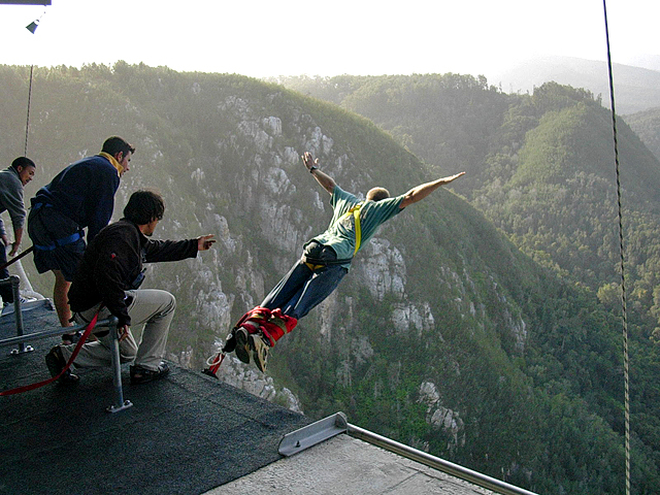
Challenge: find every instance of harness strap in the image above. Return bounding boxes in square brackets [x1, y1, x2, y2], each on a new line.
[33, 231, 83, 251]
[338, 203, 362, 256]
[303, 256, 353, 269]
[352, 205, 362, 256]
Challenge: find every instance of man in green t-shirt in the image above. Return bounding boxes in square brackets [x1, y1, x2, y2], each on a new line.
[227, 152, 465, 371]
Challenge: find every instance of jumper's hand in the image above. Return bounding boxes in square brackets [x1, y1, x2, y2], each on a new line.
[197, 234, 216, 251]
[444, 171, 466, 184]
[302, 152, 319, 172]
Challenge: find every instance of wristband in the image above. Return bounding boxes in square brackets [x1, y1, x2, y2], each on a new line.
[309, 166, 318, 173]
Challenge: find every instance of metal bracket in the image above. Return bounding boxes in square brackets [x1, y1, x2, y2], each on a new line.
[10, 344, 34, 355]
[107, 400, 133, 414]
[278, 411, 348, 457]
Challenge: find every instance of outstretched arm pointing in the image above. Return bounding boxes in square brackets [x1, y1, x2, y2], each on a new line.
[399, 172, 466, 209]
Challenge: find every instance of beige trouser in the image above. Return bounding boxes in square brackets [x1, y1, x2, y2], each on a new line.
[60, 289, 176, 371]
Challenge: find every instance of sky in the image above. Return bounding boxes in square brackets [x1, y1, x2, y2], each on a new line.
[0, 0, 658, 80]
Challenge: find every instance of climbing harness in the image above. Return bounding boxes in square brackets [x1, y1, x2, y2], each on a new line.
[303, 203, 362, 270]
[32, 231, 84, 251]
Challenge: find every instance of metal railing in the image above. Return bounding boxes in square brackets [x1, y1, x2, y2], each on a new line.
[0, 276, 132, 413]
[279, 411, 539, 495]
[347, 423, 539, 495]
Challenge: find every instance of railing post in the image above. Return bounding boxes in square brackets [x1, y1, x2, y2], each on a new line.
[106, 317, 133, 413]
[8, 276, 33, 355]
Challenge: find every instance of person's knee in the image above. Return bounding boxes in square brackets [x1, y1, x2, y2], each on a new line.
[162, 291, 176, 313]
[152, 290, 176, 318]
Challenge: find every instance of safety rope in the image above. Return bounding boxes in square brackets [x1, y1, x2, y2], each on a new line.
[0, 313, 99, 396]
[602, 2, 630, 494]
[24, 65, 34, 156]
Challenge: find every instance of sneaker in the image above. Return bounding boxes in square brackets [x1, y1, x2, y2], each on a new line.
[249, 333, 270, 372]
[130, 362, 170, 384]
[233, 327, 251, 364]
[45, 345, 79, 384]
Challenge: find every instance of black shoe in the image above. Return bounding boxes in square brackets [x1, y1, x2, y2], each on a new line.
[130, 362, 170, 384]
[233, 327, 251, 364]
[45, 345, 79, 384]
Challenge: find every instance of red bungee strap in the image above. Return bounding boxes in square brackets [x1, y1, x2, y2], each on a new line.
[0, 312, 100, 397]
[259, 309, 297, 347]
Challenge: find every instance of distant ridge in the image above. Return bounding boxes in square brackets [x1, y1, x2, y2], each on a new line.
[490, 55, 660, 114]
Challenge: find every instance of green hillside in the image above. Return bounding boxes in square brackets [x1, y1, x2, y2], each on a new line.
[626, 107, 660, 162]
[1, 64, 658, 494]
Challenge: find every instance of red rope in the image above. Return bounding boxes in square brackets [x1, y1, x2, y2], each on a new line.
[0, 312, 99, 396]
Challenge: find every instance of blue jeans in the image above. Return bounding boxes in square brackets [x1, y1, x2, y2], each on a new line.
[261, 242, 348, 320]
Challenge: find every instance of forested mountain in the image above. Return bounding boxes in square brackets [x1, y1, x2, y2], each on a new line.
[1, 64, 658, 494]
[626, 107, 660, 162]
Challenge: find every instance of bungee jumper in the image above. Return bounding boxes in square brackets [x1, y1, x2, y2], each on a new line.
[206, 152, 465, 375]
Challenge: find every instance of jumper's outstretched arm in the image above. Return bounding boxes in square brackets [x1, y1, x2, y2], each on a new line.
[399, 172, 466, 209]
[302, 152, 336, 195]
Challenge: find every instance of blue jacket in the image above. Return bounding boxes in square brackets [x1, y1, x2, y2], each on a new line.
[31, 155, 120, 242]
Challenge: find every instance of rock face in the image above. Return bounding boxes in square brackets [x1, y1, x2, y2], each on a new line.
[418, 381, 465, 450]
[214, 355, 304, 414]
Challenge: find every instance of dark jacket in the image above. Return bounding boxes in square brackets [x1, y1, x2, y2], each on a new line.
[31, 155, 120, 242]
[68, 219, 198, 327]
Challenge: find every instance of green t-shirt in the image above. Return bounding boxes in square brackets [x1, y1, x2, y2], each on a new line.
[308, 185, 404, 267]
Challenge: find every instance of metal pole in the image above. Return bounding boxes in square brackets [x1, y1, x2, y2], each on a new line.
[9, 276, 32, 355]
[107, 320, 133, 413]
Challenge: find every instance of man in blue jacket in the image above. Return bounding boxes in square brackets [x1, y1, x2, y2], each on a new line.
[28, 136, 134, 329]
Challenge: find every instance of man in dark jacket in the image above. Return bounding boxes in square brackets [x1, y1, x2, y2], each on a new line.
[28, 136, 134, 328]
[45, 190, 215, 384]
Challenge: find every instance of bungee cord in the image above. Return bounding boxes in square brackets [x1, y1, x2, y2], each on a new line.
[602, 2, 630, 494]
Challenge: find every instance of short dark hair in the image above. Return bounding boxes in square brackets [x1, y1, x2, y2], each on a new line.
[11, 157, 35, 171]
[123, 190, 165, 225]
[366, 187, 390, 202]
[102, 136, 135, 157]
